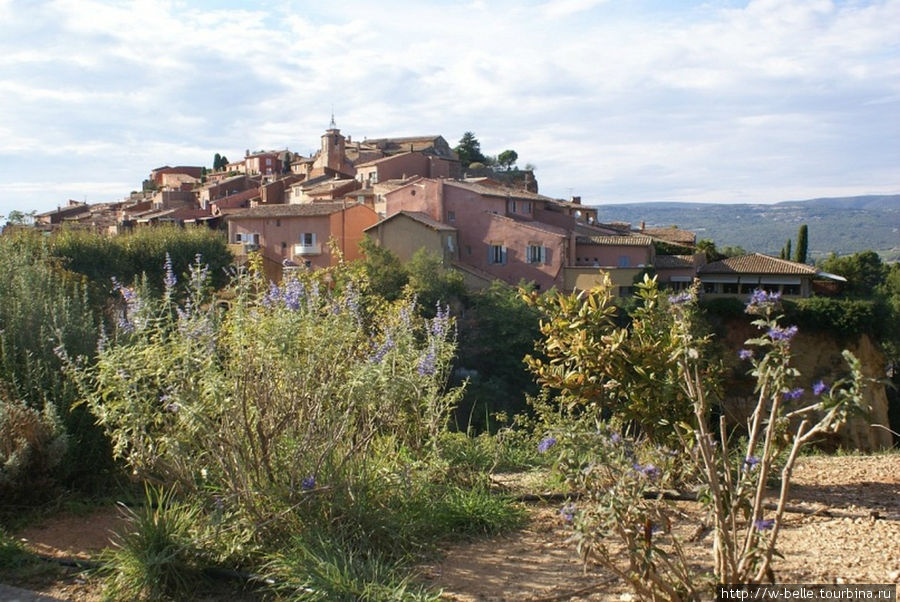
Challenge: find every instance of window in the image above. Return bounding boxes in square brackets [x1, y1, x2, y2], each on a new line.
[782, 284, 800, 296]
[300, 232, 316, 247]
[266, 158, 272, 166]
[447, 235, 455, 252]
[488, 244, 506, 265]
[618, 256, 630, 267]
[507, 200, 517, 213]
[723, 283, 739, 294]
[527, 244, 546, 264]
[448, 210, 456, 222]
[703, 282, 717, 294]
[235, 232, 243, 243]
[275, 218, 281, 227]
[741, 283, 757, 294]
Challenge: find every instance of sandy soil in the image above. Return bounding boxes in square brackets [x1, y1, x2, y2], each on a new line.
[6, 455, 899, 601]
[423, 455, 900, 601]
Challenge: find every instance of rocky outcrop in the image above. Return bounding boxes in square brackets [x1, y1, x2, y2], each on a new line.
[717, 319, 893, 452]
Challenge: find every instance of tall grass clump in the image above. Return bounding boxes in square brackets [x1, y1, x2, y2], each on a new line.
[66, 254, 518, 597]
[526, 277, 867, 600]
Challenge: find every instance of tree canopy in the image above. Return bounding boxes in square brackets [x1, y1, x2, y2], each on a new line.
[454, 132, 486, 169]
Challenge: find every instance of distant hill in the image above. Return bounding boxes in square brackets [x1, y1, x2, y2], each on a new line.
[591, 195, 900, 262]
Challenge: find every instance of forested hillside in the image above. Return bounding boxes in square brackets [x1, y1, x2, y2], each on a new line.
[592, 195, 900, 261]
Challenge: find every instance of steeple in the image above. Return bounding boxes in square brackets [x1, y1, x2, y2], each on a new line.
[329, 111, 336, 129]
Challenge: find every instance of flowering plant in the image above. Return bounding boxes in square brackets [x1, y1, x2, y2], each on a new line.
[531, 281, 868, 599]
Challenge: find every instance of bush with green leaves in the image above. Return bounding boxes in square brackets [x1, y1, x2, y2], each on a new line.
[65, 254, 466, 539]
[0, 392, 68, 503]
[0, 231, 110, 493]
[533, 284, 867, 599]
[524, 274, 702, 447]
[50, 224, 233, 293]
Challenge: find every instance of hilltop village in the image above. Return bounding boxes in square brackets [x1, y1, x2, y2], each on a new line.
[25, 122, 839, 298]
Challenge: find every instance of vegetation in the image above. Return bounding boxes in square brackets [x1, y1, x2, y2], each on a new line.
[54, 254, 522, 599]
[454, 131, 486, 169]
[529, 281, 867, 599]
[595, 195, 900, 261]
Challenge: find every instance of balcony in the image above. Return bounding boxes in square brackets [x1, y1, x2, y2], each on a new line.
[293, 242, 322, 256]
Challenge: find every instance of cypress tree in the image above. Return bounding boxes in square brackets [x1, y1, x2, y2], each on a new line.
[795, 224, 808, 263]
[785, 239, 792, 261]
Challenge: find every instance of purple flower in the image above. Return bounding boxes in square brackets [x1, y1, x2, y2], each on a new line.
[783, 387, 804, 401]
[301, 476, 316, 491]
[746, 289, 782, 314]
[417, 346, 437, 376]
[431, 303, 451, 338]
[370, 335, 395, 364]
[754, 518, 774, 531]
[636, 463, 661, 480]
[813, 380, 828, 396]
[163, 252, 177, 291]
[744, 456, 760, 468]
[767, 325, 798, 342]
[560, 503, 576, 522]
[538, 436, 557, 453]
[667, 291, 692, 305]
[738, 349, 754, 360]
[609, 432, 623, 445]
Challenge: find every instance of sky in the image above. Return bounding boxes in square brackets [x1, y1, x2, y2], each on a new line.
[1, 0, 898, 219]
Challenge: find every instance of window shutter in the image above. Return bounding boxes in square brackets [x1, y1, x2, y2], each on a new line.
[501, 246, 507, 265]
[544, 246, 551, 265]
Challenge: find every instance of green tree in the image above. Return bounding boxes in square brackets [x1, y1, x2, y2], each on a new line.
[795, 224, 808, 263]
[784, 238, 792, 261]
[497, 149, 518, 171]
[820, 250, 887, 297]
[406, 248, 467, 316]
[454, 132, 486, 169]
[357, 236, 409, 302]
[455, 280, 542, 428]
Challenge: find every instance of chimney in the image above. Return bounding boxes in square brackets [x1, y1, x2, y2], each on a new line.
[640, 221, 645, 231]
[571, 196, 581, 204]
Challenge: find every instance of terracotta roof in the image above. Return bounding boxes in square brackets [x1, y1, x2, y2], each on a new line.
[444, 180, 553, 203]
[366, 211, 457, 232]
[485, 212, 568, 237]
[577, 235, 653, 246]
[642, 227, 696, 245]
[354, 152, 415, 168]
[654, 255, 697, 269]
[699, 253, 818, 275]
[227, 202, 356, 219]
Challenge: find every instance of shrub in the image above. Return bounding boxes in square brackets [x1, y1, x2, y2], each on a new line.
[65, 256, 464, 539]
[524, 274, 703, 447]
[0, 231, 111, 491]
[0, 393, 68, 503]
[536, 287, 868, 599]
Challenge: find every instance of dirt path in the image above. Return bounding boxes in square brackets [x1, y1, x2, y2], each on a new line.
[6, 455, 899, 601]
[424, 455, 900, 601]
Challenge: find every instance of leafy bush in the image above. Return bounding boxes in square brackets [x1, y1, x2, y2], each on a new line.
[0, 393, 68, 503]
[0, 231, 111, 491]
[66, 256, 464, 538]
[537, 286, 868, 599]
[524, 275, 702, 446]
[787, 296, 883, 338]
[50, 225, 233, 293]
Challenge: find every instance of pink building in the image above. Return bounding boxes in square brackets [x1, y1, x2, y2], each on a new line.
[226, 201, 377, 273]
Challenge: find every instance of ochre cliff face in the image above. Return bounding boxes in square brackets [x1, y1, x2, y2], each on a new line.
[717, 319, 892, 452]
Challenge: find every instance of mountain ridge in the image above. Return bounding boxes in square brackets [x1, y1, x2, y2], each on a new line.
[590, 194, 900, 261]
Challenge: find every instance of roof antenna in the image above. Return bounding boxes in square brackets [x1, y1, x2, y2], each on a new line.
[329, 107, 336, 129]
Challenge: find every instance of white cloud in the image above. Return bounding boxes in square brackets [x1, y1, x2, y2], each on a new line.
[0, 0, 897, 218]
